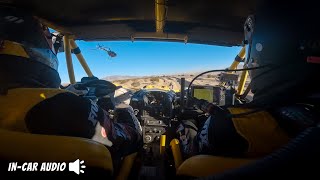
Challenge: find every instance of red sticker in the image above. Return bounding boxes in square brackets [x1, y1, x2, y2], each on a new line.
[307, 56, 320, 64]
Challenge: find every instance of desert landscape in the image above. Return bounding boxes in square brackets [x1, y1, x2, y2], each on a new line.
[62, 70, 251, 95]
[110, 72, 222, 92]
[109, 72, 250, 93]
[60, 71, 252, 102]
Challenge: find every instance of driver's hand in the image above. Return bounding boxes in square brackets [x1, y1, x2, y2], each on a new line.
[98, 87, 133, 112]
[65, 83, 88, 96]
[97, 96, 115, 112]
[191, 97, 222, 115]
[108, 87, 133, 106]
[190, 97, 209, 110]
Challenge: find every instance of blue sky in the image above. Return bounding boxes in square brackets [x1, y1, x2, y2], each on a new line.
[57, 40, 242, 83]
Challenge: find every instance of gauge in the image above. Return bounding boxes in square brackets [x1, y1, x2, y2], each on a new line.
[145, 135, 152, 143]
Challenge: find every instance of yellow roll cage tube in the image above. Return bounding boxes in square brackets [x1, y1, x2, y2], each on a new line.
[63, 35, 94, 84]
[217, 45, 249, 96]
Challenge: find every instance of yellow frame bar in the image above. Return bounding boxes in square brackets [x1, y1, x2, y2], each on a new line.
[170, 139, 183, 169]
[236, 46, 248, 95]
[229, 46, 246, 70]
[155, 0, 166, 33]
[219, 46, 246, 87]
[63, 35, 76, 84]
[237, 70, 249, 96]
[69, 39, 94, 77]
[160, 134, 166, 155]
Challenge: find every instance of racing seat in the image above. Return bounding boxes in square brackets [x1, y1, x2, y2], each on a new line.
[176, 155, 254, 177]
[0, 88, 136, 178]
[0, 88, 113, 176]
[0, 128, 113, 176]
[170, 139, 255, 178]
[171, 107, 291, 177]
[0, 88, 73, 132]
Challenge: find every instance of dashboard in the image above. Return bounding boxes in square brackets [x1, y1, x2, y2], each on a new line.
[130, 89, 176, 143]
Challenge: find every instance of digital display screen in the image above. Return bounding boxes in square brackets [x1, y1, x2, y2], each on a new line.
[192, 86, 215, 103]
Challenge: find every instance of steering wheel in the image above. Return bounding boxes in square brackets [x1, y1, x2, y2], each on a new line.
[80, 77, 117, 98]
[81, 77, 120, 112]
[61, 77, 117, 99]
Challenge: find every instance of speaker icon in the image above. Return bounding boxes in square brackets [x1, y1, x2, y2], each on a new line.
[69, 159, 86, 175]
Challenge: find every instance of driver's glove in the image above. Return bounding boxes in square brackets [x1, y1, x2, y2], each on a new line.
[65, 83, 88, 96]
[191, 97, 223, 115]
[97, 87, 133, 112]
[109, 87, 133, 106]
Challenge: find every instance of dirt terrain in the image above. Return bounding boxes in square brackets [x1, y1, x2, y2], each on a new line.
[112, 73, 223, 92]
[111, 72, 251, 92]
[62, 72, 250, 95]
[61, 72, 252, 101]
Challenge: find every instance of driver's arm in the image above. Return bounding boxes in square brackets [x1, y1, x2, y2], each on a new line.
[177, 98, 248, 157]
[102, 103, 142, 156]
